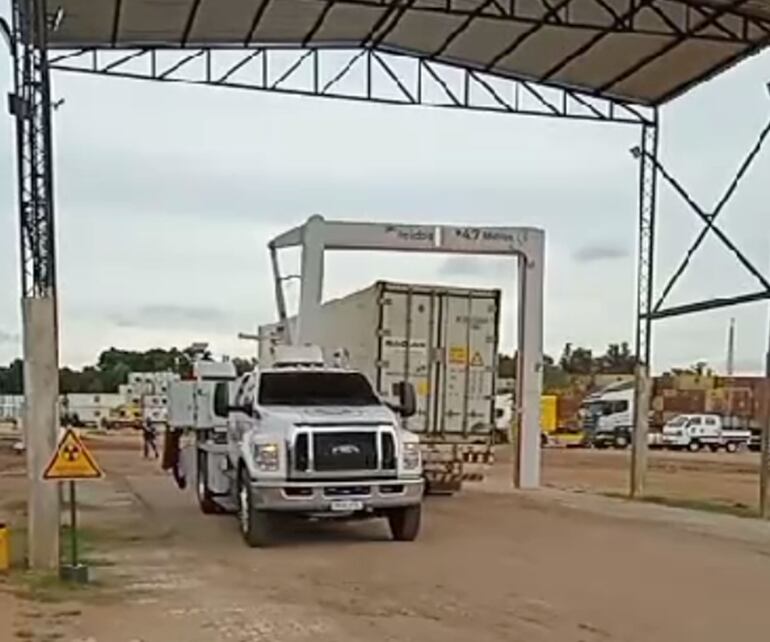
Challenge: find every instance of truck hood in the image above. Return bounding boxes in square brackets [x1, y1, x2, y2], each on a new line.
[262, 405, 398, 426]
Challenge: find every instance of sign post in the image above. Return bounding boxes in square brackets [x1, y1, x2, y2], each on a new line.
[42, 429, 103, 583]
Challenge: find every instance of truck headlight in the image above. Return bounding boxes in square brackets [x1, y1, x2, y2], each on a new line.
[253, 443, 280, 472]
[402, 442, 421, 470]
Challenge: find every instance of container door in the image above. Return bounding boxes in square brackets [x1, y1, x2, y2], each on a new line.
[377, 287, 437, 434]
[436, 293, 498, 438]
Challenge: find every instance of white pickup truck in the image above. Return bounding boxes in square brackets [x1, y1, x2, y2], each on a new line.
[661, 413, 751, 452]
[187, 346, 424, 547]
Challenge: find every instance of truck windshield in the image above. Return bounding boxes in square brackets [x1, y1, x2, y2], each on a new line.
[667, 416, 688, 427]
[259, 372, 380, 406]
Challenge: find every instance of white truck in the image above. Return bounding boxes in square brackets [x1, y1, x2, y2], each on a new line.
[169, 346, 424, 547]
[259, 280, 501, 493]
[660, 414, 751, 452]
[580, 384, 635, 449]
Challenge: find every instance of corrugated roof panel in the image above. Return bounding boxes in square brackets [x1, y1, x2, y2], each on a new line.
[495, 26, 607, 78]
[187, 0, 256, 45]
[53, 0, 114, 45]
[119, 0, 193, 44]
[252, 0, 327, 42]
[612, 39, 747, 102]
[440, 17, 531, 66]
[548, 32, 675, 101]
[385, 11, 468, 55]
[310, 4, 385, 44]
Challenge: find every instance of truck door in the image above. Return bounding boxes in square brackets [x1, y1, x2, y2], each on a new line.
[377, 286, 436, 434]
[436, 293, 499, 439]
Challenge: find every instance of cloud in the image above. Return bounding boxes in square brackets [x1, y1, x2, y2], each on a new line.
[109, 304, 228, 330]
[573, 242, 629, 263]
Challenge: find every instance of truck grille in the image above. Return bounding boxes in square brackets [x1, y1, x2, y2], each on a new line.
[313, 432, 377, 472]
[292, 429, 398, 475]
[381, 432, 396, 470]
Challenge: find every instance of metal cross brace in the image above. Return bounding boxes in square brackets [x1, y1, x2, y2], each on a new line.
[633, 109, 770, 320]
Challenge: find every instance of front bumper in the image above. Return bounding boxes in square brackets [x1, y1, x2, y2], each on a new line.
[250, 478, 424, 512]
[593, 432, 619, 446]
[661, 437, 687, 447]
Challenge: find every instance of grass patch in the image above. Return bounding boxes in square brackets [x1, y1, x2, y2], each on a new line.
[6, 570, 99, 604]
[60, 526, 117, 568]
[602, 491, 758, 519]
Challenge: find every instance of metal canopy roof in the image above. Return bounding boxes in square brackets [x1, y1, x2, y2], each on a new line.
[48, 0, 770, 106]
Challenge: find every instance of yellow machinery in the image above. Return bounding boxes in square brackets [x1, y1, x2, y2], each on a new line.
[540, 395, 557, 433]
[541, 395, 585, 447]
[0, 522, 9, 571]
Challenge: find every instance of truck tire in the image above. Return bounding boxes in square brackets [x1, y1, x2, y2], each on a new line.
[196, 450, 223, 515]
[726, 441, 738, 453]
[238, 468, 273, 547]
[688, 440, 701, 452]
[614, 435, 629, 449]
[387, 505, 421, 542]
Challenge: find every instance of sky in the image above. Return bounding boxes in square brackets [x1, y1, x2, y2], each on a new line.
[0, 7, 769, 374]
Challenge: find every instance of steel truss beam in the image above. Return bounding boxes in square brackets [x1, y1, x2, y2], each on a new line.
[48, 47, 653, 125]
[633, 114, 770, 322]
[8, 0, 57, 298]
[633, 119, 660, 367]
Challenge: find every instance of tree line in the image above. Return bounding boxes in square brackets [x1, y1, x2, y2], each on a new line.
[0, 341, 640, 395]
[498, 342, 638, 390]
[0, 346, 257, 395]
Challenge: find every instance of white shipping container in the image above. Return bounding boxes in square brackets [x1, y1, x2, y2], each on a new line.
[259, 280, 500, 440]
[0, 395, 24, 422]
[168, 361, 237, 430]
[143, 406, 168, 423]
[143, 394, 167, 408]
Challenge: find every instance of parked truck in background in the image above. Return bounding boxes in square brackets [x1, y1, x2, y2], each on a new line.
[260, 280, 500, 493]
[581, 384, 635, 449]
[168, 346, 424, 546]
[661, 414, 751, 452]
[580, 385, 753, 452]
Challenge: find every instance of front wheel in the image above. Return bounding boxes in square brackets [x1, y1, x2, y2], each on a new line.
[688, 441, 701, 452]
[725, 441, 739, 453]
[238, 468, 273, 547]
[387, 505, 422, 542]
[614, 435, 629, 449]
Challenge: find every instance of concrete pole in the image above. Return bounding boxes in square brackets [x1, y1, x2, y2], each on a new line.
[297, 215, 325, 346]
[23, 297, 60, 569]
[760, 350, 770, 518]
[630, 365, 650, 499]
[515, 232, 544, 489]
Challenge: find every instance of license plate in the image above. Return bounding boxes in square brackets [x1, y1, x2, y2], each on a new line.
[330, 500, 363, 512]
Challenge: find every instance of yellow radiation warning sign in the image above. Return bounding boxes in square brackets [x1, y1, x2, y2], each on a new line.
[43, 429, 103, 481]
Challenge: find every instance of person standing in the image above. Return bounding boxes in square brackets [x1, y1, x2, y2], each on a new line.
[142, 421, 159, 459]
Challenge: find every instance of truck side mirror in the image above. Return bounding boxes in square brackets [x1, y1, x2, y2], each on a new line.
[213, 382, 229, 418]
[394, 381, 416, 418]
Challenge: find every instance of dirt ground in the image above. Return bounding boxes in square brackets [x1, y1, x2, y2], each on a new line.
[2, 435, 770, 642]
[540, 447, 764, 512]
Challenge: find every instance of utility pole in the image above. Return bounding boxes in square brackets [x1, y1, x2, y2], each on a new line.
[760, 83, 770, 519]
[726, 317, 735, 376]
[761, 196, 770, 519]
[761, 339, 770, 518]
[6, 0, 61, 570]
[630, 364, 650, 499]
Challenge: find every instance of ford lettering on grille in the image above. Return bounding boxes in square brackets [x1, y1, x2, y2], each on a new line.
[331, 444, 361, 456]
